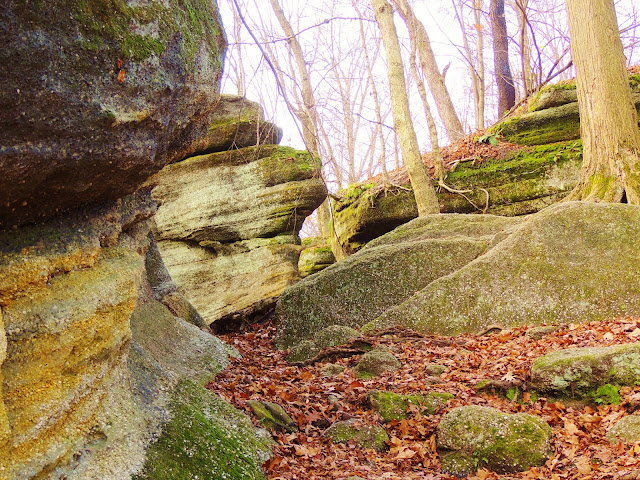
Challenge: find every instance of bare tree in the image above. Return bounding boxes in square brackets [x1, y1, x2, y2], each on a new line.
[565, 0, 640, 203]
[371, 0, 440, 216]
[490, 0, 516, 116]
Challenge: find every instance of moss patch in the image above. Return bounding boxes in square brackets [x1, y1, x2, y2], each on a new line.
[367, 390, 453, 422]
[133, 380, 270, 480]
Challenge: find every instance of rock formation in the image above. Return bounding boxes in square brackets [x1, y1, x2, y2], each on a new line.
[151, 141, 327, 329]
[0, 1, 277, 478]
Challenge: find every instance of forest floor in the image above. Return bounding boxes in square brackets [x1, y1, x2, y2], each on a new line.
[208, 317, 640, 480]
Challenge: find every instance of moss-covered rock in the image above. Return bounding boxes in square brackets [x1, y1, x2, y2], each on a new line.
[367, 390, 454, 422]
[530, 343, 640, 396]
[364, 202, 640, 336]
[298, 242, 336, 278]
[354, 349, 401, 379]
[424, 364, 447, 376]
[325, 419, 389, 451]
[0, 0, 227, 229]
[437, 406, 553, 475]
[331, 141, 582, 255]
[276, 214, 519, 348]
[607, 416, 640, 444]
[132, 381, 271, 480]
[245, 401, 297, 432]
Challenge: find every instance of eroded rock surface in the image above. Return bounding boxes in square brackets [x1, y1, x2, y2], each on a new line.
[152, 145, 327, 328]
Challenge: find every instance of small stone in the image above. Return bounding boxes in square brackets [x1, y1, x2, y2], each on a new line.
[354, 348, 401, 379]
[525, 325, 564, 340]
[423, 363, 447, 376]
[367, 390, 454, 422]
[246, 400, 297, 432]
[608, 415, 640, 444]
[321, 364, 346, 377]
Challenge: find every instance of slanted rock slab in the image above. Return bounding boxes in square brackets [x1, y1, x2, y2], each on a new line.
[530, 343, 640, 395]
[246, 400, 297, 432]
[275, 213, 521, 348]
[365, 202, 640, 336]
[437, 406, 553, 476]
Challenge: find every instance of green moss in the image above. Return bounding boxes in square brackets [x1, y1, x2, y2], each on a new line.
[245, 401, 297, 432]
[368, 390, 453, 422]
[133, 380, 269, 480]
[257, 146, 321, 187]
[325, 420, 389, 451]
[591, 384, 621, 405]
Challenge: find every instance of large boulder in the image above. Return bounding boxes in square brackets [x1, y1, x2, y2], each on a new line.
[151, 145, 327, 328]
[364, 202, 640, 336]
[332, 140, 581, 256]
[0, 0, 227, 229]
[275, 214, 521, 348]
[437, 406, 553, 476]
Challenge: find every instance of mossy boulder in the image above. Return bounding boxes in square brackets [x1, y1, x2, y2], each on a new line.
[325, 419, 389, 451]
[331, 141, 582, 255]
[275, 214, 520, 348]
[286, 325, 361, 363]
[364, 202, 640, 336]
[437, 406, 553, 475]
[530, 343, 640, 396]
[367, 390, 454, 422]
[354, 349, 401, 379]
[321, 364, 346, 377]
[132, 381, 271, 480]
[607, 416, 640, 444]
[245, 401, 297, 432]
[298, 242, 336, 278]
[0, 0, 227, 229]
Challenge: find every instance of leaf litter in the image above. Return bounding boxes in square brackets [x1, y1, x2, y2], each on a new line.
[208, 317, 640, 479]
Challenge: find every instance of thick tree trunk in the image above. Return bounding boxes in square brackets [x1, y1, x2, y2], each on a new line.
[490, 0, 516, 116]
[565, 0, 640, 203]
[391, 0, 465, 143]
[371, 0, 439, 216]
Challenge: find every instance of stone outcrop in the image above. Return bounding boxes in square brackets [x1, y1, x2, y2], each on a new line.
[491, 73, 640, 146]
[275, 214, 522, 348]
[151, 145, 327, 328]
[0, 192, 271, 479]
[363, 202, 640, 336]
[0, 0, 227, 229]
[332, 141, 582, 256]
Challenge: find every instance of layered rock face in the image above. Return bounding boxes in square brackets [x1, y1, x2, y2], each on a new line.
[0, 1, 275, 478]
[152, 143, 327, 328]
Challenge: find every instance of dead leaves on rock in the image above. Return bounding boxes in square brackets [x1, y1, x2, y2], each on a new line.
[208, 318, 640, 479]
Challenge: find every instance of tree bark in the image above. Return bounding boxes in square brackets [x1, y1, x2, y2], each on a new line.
[371, 0, 439, 216]
[565, 0, 640, 204]
[490, 0, 516, 117]
[391, 0, 465, 143]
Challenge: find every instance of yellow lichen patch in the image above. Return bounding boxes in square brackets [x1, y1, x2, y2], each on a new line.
[0, 248, 142, 479]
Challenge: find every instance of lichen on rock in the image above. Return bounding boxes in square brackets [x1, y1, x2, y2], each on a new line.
[325, 419, 389, 451]
[607, 415, 640, 444]
[354, 348, 401, 379]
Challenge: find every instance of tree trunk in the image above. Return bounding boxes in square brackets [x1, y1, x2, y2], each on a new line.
[371, 0, 439, 216]
[565, 0, 640, 204]
[490, 0, 516, 116]
[516, 0, 533, 97]
[391, 0, 465, 143]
